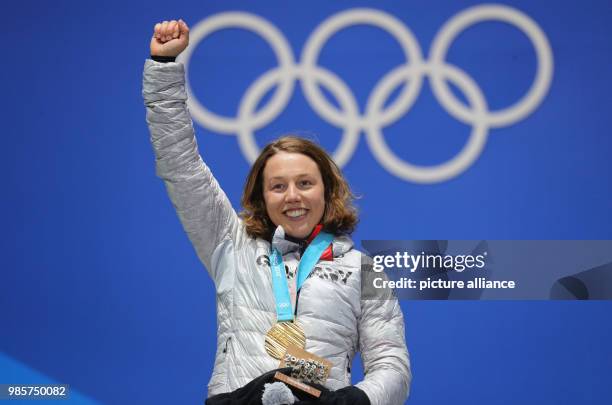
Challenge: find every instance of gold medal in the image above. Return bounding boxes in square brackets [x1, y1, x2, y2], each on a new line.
[265, 321, 306, 359]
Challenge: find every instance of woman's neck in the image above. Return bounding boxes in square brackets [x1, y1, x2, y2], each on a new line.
[285, 224, 324, 245]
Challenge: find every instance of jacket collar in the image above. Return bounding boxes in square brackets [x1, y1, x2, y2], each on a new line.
[270, 225, 353, 258]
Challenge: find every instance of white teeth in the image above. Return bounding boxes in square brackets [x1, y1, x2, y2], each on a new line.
[285, 209, 306, 218]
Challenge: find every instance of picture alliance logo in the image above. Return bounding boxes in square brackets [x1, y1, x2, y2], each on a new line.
[179, 5, 554, 183]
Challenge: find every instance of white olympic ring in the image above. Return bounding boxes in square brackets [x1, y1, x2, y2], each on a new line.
[177, 5, 554, 183]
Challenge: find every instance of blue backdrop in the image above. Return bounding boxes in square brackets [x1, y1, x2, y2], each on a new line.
[3, 0, 612, 404]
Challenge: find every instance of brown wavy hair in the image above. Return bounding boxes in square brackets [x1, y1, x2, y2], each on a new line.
[240, 136, 358, 240]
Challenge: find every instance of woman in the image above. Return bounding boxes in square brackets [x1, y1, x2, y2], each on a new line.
[143, 19, 411, 405]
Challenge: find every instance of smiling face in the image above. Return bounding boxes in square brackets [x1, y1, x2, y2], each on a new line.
[262, 152, 326, 239]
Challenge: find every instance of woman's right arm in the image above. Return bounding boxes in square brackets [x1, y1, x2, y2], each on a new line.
[142, 20, 242, 277]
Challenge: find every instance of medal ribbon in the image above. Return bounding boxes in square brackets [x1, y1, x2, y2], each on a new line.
[270, 231, 334, 322]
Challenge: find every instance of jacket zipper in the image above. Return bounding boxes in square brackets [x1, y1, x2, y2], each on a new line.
[222, 336, 232, 354]
[223, 336, 232, 389]
[294, 290, 301, 316]
[345, 353, 351, 382]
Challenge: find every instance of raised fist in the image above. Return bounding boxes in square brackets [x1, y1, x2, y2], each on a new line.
[150, 19, 190, 57]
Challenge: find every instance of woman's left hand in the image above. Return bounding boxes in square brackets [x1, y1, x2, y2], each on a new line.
[295, 385, 370, 405]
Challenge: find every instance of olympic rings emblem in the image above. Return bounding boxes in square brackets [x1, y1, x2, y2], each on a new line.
[177, 5, 553, 183]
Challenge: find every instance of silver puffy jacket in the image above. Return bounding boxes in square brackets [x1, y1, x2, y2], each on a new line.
[143, 59, 411, 405]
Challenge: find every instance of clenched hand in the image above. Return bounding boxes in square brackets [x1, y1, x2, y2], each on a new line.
[150, 19, 190, 57]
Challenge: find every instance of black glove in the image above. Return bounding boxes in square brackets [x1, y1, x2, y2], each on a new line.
[294, 385, 370, 405]
[205, 367, 293, 405]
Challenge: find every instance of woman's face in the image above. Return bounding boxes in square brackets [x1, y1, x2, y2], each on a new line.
[263, 152, 325, 239]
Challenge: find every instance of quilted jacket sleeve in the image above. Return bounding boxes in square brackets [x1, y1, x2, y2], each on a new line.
[355, 272, 412, 405]
[142, 59, 242, 281]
